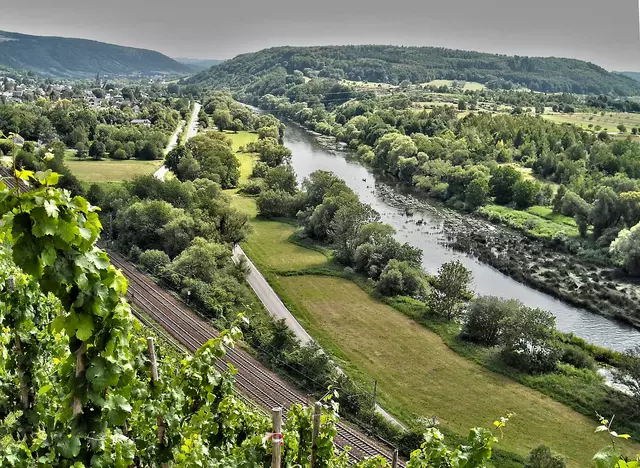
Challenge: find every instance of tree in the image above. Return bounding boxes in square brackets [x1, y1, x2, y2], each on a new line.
[462, 296, 519, 346]
[89, 140, 106, 160]
[458, 99, 467, 111]
[264, 165, 297, 194]
[428, 261, 472, 320]
[513, 179, 539, 209]
[590, 187, 621, 239]
[74, 141, 88, 159]
[610, 221, 640, 275]
[618, 123, 627, 133]
[330, 200, 379, 264]
[552, 185, 567, 213]
[112, 148, 128, 160]
[490, 165, 521, 205]
[465, 177, 490, 210]
[619, 191, 640, 227]
[501, 306, 559, 374]
[212, 109, 233, 131]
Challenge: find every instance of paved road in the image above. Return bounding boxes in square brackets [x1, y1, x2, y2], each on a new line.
[154, 102, 200, 181]
[232, 245, 313, 344]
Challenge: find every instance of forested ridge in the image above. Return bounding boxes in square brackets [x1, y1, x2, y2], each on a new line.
[185, 45, 640, 95]
[0, 30, 192, 77]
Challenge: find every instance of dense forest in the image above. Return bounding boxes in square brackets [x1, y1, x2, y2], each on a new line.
[185, 45, 640, 95]
[0, 30, 192, 77]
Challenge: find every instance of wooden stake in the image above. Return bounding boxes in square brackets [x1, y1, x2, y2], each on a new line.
[311, 401, 322, 468]
[148, 338, 168, 468]
[14, 334, 29, 409]
[147, 337, 159, 382]
[271, 407, 282, 468]
[73, 342, 87, 416]
[392, 448, 399, 468]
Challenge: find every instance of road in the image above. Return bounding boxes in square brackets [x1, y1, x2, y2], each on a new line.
[232, 245, 313, 344]
[154, 102, 200, 181]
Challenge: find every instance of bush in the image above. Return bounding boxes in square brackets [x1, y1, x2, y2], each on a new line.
[525, 445, 566, 468]
[501, 344, 561, 374]
[462, 296, 518, 346]
[112, 148, 128, 160]
[139, 249, 171, 274]
[241, 178, 264, 195]
[558, 343, 596, 370]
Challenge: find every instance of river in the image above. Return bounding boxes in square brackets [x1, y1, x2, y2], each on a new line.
[281, 122, 640, 351]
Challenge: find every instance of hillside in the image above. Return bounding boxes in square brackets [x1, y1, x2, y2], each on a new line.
[620, 71, 640, 83]
[0, 30, 192, 77]
[174, 57, 224, 71]
[186, 45, 640, 96]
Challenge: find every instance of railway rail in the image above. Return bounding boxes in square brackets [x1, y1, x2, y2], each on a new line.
[108, 249, 403, 466]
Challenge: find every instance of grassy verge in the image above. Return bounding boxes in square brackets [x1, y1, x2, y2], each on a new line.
[64, 155, 163, 183]
[232, 194, 640, 466]
[479, 204, 580, 239]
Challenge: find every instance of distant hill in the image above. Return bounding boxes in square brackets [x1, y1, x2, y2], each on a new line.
[186, 45, 640, 96]
[0, 30, 192, 77]
[619, 71, 640, 83]
[173, 57, 223, 71]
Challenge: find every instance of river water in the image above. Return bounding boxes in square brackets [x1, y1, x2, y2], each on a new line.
[281, 122, 640, 351]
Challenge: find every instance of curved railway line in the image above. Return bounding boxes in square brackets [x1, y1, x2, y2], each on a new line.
[107, 249, 403, 466]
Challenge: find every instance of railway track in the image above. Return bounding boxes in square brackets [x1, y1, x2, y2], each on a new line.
[108, 249, 403, 466]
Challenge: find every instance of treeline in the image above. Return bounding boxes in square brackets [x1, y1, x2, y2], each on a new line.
[185, 45, 640, 95]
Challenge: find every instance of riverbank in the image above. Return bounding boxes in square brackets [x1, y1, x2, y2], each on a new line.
[287, 121, 640, 337]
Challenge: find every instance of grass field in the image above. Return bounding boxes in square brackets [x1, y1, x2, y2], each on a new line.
[222, 131, 260, 185]
[232, 196, 328, 271]
[479, 204, 580, 239]
[64, 156, 163, 183]
[422, 79, 486, 91]
[277, 275, 633, 465]
[543, 112, 640, 133]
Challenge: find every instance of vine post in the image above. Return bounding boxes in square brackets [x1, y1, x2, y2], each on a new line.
[392, 448, 398, 468]
[311, 401, 322, 468]
[72, 342, 86, 416]
[147, 337, 168, 468]
[271, 407, 282, 468]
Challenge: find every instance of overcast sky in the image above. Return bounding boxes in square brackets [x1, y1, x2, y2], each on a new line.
[1, 0, 639, 71]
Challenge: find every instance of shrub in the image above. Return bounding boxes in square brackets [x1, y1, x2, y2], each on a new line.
[139, 249, 171, 274]
[242, 178, 264, 195]
[462, 296, 518, 346]
[558, 343, 596, 370]
[525, 445, 566, 468]
[112, 148, 128, 160]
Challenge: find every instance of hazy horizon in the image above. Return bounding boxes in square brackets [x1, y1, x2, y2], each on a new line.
[1, 0, 639, 71]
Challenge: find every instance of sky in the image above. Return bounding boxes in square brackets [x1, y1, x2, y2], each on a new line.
[1, 0, 639, 71]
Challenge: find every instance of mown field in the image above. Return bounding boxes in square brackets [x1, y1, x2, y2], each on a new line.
[232, 194, 639, 466]
[224, 130, 259, 186]
[64, 155, 163, 183]
[422, 79, 486, 91]
[543, 112, 640, 133]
